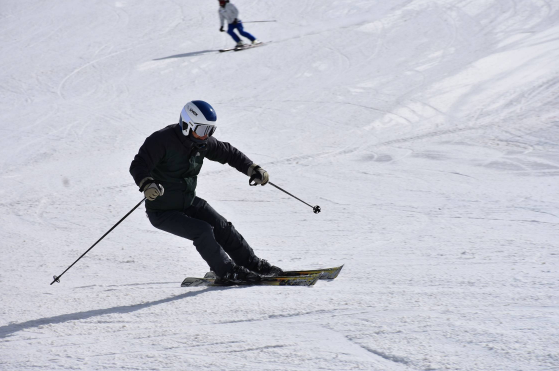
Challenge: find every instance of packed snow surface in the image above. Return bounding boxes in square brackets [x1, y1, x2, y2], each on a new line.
[1, 0, 558, 370]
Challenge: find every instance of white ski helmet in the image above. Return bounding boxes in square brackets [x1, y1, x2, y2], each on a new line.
[179, 100, 217, 138]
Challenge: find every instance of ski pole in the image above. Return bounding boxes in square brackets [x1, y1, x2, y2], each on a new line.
[243, 20, 277, 23]
[51, 198, 146, 285]
[269, 182, 321, 214]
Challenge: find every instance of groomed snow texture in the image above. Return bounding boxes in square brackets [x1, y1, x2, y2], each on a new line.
[1, 0, 558, 370]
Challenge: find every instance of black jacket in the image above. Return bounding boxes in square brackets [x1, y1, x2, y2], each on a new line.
[130, 124, 253, 212]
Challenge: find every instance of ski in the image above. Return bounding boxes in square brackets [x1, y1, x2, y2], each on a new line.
[219, 42, 267, 53]
[197, 265, 343, 286]
[281, 265, 344, 280]
[181, 274, 319, 287]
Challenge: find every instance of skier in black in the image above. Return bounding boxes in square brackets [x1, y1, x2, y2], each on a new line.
[130, 100, 283, 284]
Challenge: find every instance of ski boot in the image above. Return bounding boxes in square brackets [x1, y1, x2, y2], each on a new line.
[248, 258, 283, 277]
[214, 264, 262, 285]
[234, 41, 245, 50]
[252, 39, 262, 45]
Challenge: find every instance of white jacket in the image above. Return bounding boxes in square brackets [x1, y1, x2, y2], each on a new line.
[219, 3, 239, 27]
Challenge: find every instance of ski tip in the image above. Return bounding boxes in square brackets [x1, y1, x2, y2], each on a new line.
[319, 265, 343, 280]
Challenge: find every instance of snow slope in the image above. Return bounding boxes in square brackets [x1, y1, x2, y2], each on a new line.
[1, 0, 558, 369]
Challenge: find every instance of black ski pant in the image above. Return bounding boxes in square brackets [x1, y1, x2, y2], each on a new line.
[146, 197, 257, 277]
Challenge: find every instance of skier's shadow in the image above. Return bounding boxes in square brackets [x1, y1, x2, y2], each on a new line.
[0, 287, 226, 339]
[153, 50, 219, 60]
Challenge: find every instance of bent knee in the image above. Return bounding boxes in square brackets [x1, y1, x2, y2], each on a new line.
[197, 223, 214, 236]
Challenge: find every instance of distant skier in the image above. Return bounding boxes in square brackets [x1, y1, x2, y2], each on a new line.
[130, 100, 283, 285]
[218, 0, 261, 49]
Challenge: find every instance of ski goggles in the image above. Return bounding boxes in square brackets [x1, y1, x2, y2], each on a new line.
[190, 123, 216, 137]
[180, 111, 216, 137]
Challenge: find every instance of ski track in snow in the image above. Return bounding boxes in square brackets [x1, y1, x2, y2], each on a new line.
[1, 0, 559, 370]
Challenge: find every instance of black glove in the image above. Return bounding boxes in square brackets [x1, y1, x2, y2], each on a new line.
[220, 26, 224, 32]
[232, 18, 238, 25]
[248, 164, 269, 186]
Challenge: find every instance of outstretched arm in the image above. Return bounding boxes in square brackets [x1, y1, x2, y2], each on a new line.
[206, 137, 269, 185]
[206, 137, 252, 174]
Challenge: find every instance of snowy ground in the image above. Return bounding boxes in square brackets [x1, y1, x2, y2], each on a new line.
[1, 0, 559, 370]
